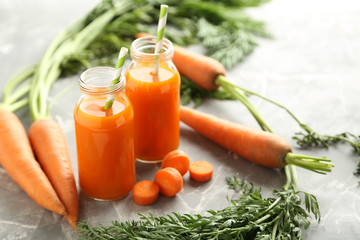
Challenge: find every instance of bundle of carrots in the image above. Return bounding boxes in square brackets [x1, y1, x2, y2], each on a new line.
[0, 66, 66, 216]
[0, 60, 78, 228]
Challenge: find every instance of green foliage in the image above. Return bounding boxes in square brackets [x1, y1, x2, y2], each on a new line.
[294, 127, 360, 155]
[294, 127, 360, 176]
[59, 0, 270, 76]
[77, 176, 320, 240]
[197, 16, 269, 69]
[180, 76, 234, 107]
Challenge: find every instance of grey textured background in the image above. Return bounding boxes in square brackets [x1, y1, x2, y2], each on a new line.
[1, 0, 360, 239]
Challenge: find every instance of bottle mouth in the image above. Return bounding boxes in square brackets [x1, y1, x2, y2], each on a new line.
[79, 66, 125, 94]
[130, 36, 174, 63]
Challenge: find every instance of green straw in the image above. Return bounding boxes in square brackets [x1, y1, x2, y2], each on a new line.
[153, 4, 169, 75]
[104, 47, 128, 110]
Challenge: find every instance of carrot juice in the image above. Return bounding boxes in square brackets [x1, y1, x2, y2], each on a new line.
[74, 67, 135, 200]
[126, 37, 180, 161]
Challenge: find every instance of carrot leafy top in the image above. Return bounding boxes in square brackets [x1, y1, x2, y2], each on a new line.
[77, 176, 320, 239]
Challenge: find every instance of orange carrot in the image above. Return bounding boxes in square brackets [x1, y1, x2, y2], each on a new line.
[154, 167, 183, 197]
[180, 106, 291, 168]
[161, 150, 190, 176]
[172, 46, 225, 91]
[135, 33, 225, 90]
[189, 161, 214, 182]
[132, 180, 159, 206]
[0, 110, 66, 215]
[29, 119, 78, 229]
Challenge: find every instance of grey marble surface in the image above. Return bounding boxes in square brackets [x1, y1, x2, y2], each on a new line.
[1, 0, 360, 239]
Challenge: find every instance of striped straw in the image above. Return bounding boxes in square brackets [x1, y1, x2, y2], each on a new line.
[104, 47, 128, 110]
[153, 4, 169, 75]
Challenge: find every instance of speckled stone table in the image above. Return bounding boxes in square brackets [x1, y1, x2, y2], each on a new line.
[1, 0, 360, 239]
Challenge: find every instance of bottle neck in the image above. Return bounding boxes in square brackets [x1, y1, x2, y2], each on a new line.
[79, 67, 125, 95]
[130, 36, 174, 63]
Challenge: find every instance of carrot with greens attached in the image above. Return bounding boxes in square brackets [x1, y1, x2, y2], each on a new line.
[132, 180, 159, 206]
[180, 106, 334, 173]
[0, 66, 66, 216]
[161, 150, 190, 176]
[29, 119, 78, 228]
[154, 167, 183, 197]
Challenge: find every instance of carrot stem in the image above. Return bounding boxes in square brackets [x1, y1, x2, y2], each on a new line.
[8, 98, 29, 113]
[2, 65, 36, 104]
[29, 4, 132, 121]
[7, 81, 31, 105]
[1, 64, 36, 112]
[216, 75, 273, 132]
[283, 165, 297, 190]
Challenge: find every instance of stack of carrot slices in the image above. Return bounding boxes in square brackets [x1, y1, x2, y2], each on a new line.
[132, 149, 213, 206]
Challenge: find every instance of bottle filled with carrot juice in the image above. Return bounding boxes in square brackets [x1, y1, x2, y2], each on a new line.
[126, 36, 180, 162]
[74, 67, 136, 200]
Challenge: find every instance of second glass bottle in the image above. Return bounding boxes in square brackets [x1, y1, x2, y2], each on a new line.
[125, 36, 180, 162]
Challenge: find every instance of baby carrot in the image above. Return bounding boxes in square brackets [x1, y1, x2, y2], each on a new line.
[0, 110, 66, 215]
[29, 119, 78, 229]
[189, 161, 214, 182]
[154, 167, 183, 197]
[161, 150, 190, 176]
[132, 180, 159, 206]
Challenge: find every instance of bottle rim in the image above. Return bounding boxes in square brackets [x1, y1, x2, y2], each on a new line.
[130, 36, 174, 63]
[79, 66, 125, 95]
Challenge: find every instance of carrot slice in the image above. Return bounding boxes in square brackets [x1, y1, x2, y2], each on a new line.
[132, 180, 159, 206]
[154, 167, 183, 197]
[189, 161, 214, 182]
[161, 150, 190, 176]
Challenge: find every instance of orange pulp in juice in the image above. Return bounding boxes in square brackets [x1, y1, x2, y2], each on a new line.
[74, 96, 135, 200]
[125, 65, 180, 161]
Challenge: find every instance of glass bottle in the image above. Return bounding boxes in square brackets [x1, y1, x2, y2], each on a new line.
[125, 36, 180, 162]
[74, 67, 135, 200]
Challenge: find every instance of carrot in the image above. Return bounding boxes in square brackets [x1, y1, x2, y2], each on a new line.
[154, 167, 183, 197]
[0, 110, 66, 215]
[189, 161, 214, 182]
[180, 106, 335, 173]
[135, 33, 225, 91]
[180, 106, 291, 168]
[172, 46, 225, 91]
[29, 119, 78, 229]
[132, 180, 159, 206]
[161, 150, 190, 176]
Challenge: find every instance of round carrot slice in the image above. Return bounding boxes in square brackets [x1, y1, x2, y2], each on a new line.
[189, 161, 214, 182]
[154, 167, 183, 197]
[161, 150, 190, 176]
[132, 180, 159, 206]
